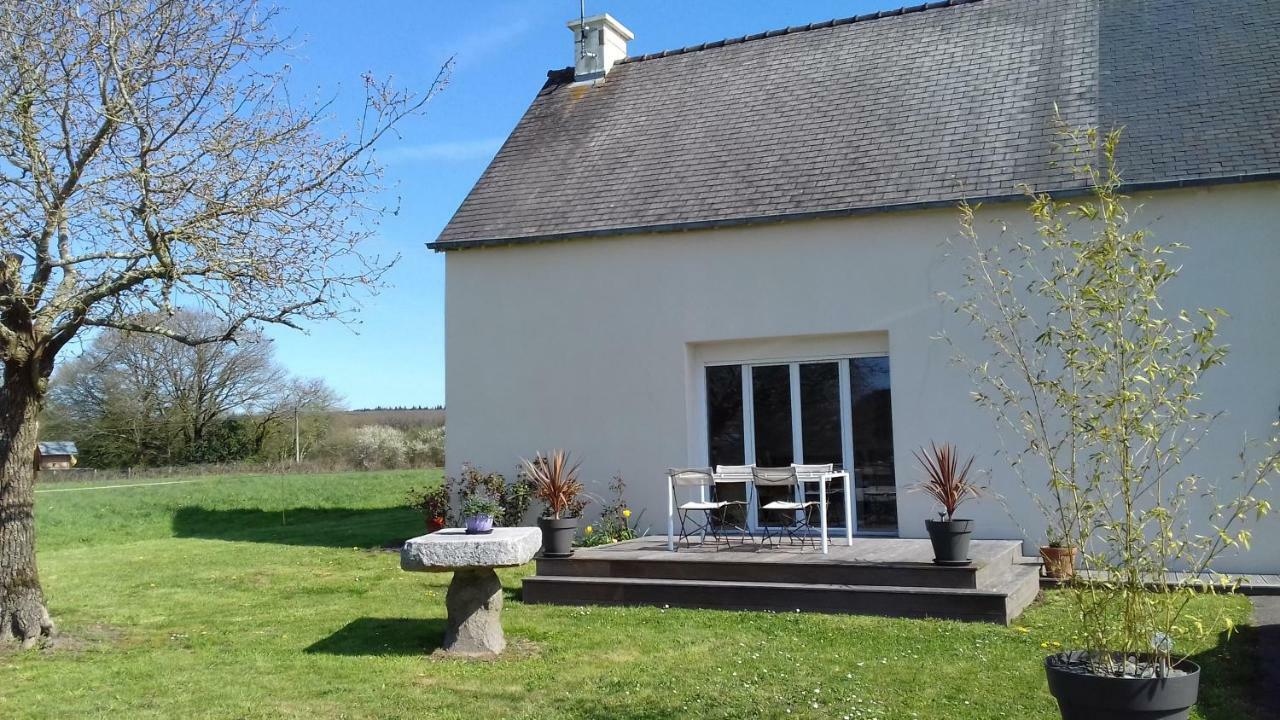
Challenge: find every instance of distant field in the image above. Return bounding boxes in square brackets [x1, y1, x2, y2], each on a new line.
[3, 468, 1257, 720]
[332, 407, 445, 431]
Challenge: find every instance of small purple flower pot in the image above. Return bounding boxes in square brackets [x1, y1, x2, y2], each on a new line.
[465, 514, 494, 534]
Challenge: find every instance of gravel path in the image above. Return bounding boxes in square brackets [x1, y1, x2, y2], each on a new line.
[1253, 596, 1280, 717]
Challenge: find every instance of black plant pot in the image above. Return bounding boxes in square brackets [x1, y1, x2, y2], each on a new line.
[1045, 652, 1200, 720]
[538, 516, 578, 558]
[924, 518, 973, 565]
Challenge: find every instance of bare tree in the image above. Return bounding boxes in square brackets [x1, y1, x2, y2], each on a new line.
[246, 376, 342, 459]
[47, 310, 332, 465]
[0, 0, 448, 647]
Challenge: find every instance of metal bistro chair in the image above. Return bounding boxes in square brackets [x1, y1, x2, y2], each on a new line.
[753, 466, 819, 549]
[793, 462, 839, 552]
[666, 468, 727, 550]
[713, 465, 756, 545]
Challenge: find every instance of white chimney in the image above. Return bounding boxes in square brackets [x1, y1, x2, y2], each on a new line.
[567, 13, 633, 82]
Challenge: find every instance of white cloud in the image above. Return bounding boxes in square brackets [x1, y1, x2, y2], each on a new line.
[380, 137, 505, 164]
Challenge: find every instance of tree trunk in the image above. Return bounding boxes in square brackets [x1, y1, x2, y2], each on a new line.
[0, 368, 54, 649]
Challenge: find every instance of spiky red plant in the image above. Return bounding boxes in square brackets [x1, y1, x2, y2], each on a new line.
[520, 449, 585, 519]
[913, 442, 980, 520]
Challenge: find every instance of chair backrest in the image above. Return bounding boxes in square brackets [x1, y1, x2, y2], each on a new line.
[714, 465, 755, 485]
[668, 468, 714, 488]
[752, 465, 798, 487]
[792, 463, 834, 484]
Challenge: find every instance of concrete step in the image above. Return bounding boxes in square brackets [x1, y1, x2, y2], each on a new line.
[523, 563, 1041, 624]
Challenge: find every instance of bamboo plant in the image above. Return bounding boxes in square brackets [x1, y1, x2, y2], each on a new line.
[948, 121, 1279, 676]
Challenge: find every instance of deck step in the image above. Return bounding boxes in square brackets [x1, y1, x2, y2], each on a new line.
[536, 540, 1021, 590]
[523, 564, 1040, 625]
[535, 555, 991, 588]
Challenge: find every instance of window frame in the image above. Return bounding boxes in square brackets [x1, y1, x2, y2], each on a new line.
[701, 353, 897, 536]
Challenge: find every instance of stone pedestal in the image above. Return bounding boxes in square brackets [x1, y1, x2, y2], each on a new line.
[400, 526, 542, 657]
[443, 567, 504, 655]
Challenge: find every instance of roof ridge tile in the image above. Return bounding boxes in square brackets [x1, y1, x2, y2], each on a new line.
[617, 0, 983, 66]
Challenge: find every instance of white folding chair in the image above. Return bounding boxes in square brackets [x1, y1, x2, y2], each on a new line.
[713, 465, 756, 544]
[666, 468, 726, 551]
[753, 466, 819, 549]
[793, 463, 838, 554]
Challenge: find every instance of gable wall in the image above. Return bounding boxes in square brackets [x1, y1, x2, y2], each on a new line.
[443, 181, 1280, 571]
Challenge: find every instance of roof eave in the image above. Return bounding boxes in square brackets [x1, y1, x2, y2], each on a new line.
[430, 171, 1280, 252]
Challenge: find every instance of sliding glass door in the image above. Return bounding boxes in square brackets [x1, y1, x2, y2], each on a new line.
[704, 356, 898, 535]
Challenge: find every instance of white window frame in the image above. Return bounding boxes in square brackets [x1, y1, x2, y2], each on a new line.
[702, 353, 896, 537]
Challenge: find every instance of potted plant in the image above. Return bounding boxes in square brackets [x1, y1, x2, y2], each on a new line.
[953, 124, 1278, 720]
[461, 492, 501, 535]
[1039, 532, 1077, 581]
[913, 442, 980, 565]
[406, 485, 450, 533]
[521, 449, 585, 558]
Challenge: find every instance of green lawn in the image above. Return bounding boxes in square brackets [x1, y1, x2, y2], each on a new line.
[1, 469, 1259, 719]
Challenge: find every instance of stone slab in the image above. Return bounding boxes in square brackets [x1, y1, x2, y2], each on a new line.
[401, 527, 542, 572]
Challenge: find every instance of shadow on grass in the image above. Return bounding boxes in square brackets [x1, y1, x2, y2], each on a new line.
[304, 618, 447, 656]
[172, 505, 421, 548]
[1189, 622, 1262, 720]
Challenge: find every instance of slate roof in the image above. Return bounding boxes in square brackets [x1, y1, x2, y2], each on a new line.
[37, 441, 78, 456]
[434, 0, 1280, 249]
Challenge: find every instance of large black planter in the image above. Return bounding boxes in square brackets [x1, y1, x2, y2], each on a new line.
[538, 516, 578, 558]
[1045, 652, 1200, 720]
[924, 518, 973, 565]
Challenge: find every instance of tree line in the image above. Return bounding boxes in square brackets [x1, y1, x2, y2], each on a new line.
[40, 311, 443, 470]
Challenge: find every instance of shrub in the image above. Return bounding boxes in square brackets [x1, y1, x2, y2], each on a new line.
[350, 425, 407, 469]
[406, 484, 449, 520]
[406, 426, 445, 467]
[444, 463, 535, 526]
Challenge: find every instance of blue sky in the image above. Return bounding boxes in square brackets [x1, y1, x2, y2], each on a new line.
[268, 0, 892, 409]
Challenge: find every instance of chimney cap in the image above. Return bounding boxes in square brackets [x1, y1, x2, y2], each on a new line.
[566, 13, 635, 41]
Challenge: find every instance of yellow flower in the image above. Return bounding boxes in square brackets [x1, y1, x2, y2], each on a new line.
[622, 508, 632, 518]
[585, 525, 594, 534]
[1014, 626, 1030, 634]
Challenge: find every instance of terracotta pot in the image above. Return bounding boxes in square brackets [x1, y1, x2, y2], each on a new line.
[426, 516, 447, 533]
[1040, 545, 1078, 580]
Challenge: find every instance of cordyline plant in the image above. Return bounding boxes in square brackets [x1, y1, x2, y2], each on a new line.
[912, 442, 980, 520]
[521, 450, 585, 520]
[948, 122, 1279, 677]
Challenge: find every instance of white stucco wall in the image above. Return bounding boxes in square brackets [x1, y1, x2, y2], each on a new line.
[443, 181, 1280, 573]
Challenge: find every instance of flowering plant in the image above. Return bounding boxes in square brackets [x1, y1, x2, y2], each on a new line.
[579, 474, 643, 547]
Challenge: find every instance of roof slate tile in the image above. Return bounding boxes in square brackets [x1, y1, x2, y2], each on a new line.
[436, 0, 1279, 247]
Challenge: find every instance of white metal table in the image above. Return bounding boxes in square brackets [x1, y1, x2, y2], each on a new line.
[665, 469, 853, 554]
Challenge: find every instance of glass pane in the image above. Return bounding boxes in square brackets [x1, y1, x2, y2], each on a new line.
[751, 364, 793, 467]
[799, 362, 845, 527]
[799, 362, 841, 465]
[850, 357, 898, 533]
[706, 365, 744, 466]
[752, 364, 794, 519]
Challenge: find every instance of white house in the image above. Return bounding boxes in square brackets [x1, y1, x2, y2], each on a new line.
[435, 0, 1280, 572]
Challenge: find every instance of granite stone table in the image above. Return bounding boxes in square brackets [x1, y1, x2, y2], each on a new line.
[400, 527, 541, 656]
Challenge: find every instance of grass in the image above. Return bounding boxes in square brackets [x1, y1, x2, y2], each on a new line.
[1, 469, 1259, 719]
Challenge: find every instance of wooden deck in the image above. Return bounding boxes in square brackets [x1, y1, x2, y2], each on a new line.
[523, 536, 1041, 624]
[1042, 569, 1280, 596]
